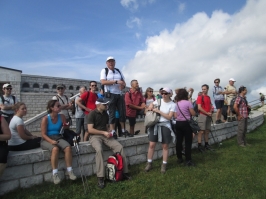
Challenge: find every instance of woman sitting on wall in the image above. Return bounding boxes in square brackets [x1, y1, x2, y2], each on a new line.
[40, 100, 77, 184]
[8, 102, 41, 151]
[0, 113, 11, 177]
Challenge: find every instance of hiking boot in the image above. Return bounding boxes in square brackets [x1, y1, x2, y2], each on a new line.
[53, 173, 61, 184]
[239, 144, 246, 147]
[177, 158, 184, 164]
[134, 130, 140, 135]
[123, 173, 132, 180]
[232, 117, 237, 121]
[182, 148, 186, 156]
[127, 133, 134, 137]
[215, 119, 222, 124]
[161, 163, 167, 174]
[227, 117, 232, 122]
[246, 143, 251, 146]
[113, 132, 118, 139]
[186, 160, 195, 167]
[97, 177, 105, 189]
[205, 144, 212, 150]
[67, 170, 77, 180]
[198, 145, 205, 153]
[144, 162, 152, 172]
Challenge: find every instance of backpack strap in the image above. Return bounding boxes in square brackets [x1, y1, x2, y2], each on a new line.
[0, 95, 4, 104]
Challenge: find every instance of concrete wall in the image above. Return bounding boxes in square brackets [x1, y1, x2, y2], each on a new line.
[0, 111, 263, 195]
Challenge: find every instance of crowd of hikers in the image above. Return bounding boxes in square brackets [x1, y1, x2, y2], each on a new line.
[0, 56, 261, 189]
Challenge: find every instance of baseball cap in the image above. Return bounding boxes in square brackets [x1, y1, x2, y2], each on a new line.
[229, 78, 236, 82]
[95, 98, 110, 105]
[56, 84, 65, 89]
[3, 83, 12, 89]
[162, 87, 171, 93]
[106, 56, 115, 61]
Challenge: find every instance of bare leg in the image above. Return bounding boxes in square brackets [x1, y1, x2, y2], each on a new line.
[129, 125, 134, 135]
[147, 142, 156, 160]
[162, 144, 169, 162]
[51, 147, 59, 169]
[64, 146, 72, 167]
[197, 131, 204, 143]
[204, 130, 210, 143]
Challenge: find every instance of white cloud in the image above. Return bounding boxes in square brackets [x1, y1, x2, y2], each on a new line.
[126, 17, 142, 28]
[122, 0, 266, 101]
[120, 0, 155, 11]
[135, 33, 141, 39]
[178, 2, 186, 14]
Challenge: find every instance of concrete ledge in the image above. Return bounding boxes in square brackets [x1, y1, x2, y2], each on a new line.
[0, 111, 264, 195]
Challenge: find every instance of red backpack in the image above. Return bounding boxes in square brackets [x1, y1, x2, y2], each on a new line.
[105, 152, 124, 182]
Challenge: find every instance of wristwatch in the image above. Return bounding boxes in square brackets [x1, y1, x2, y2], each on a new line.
[115, 80, 118, 84]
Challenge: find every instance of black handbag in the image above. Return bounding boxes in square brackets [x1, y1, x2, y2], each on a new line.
[177, 103, 200, 133]
[60, 128, 79, 146]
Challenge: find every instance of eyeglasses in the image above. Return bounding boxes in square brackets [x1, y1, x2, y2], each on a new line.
[57, 87, 64, 90]
[91, 85, 97, 87]
[5, 88, 12, 90]
[148, 90, 153, 93]
[161, 93, 169, 95]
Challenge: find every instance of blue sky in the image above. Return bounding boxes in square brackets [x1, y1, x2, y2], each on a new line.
[1, 0, 266, 101]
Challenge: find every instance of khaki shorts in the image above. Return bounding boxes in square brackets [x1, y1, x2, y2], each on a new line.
[198, 114, 211, 131]
[41, 135, 70, 151]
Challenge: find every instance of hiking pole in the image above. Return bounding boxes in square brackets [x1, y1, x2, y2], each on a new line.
[209, 116, 221, 148]
[73, 136, 90, 194]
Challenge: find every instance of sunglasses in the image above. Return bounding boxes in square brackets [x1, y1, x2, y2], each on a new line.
[214, 82, 219, 83]
[57, 87, 64, 90]
[91, 85, 97, 87]
[161, 93, 169, 95]
[5, 88, 12, 90]
[148, 90, 153, 93]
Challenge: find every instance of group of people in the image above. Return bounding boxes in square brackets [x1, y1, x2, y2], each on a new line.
[0, 56, 255, 189]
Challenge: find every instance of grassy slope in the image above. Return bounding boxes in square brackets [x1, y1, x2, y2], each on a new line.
[3, 121, 266, 199]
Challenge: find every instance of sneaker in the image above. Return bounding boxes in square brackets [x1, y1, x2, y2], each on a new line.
[186, 160, 195, 167]
[123, 130, 129, 138]
[161, 163, 167, 174]
[127, 133, 134, 137]
[198, 145, 205, 153]
[67, 170, 77, 180]
[134, 130, 140, 135]
[53, 173, 61, 184]
[113, 132, 118, 139]
[123, 173, 132, 180]
[144, 162, 152, 172]
[215, 119, 222, 124]
[97, 177, 105, 189]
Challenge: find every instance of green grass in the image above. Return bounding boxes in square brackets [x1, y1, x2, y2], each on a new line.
[3, 120, 266, 199]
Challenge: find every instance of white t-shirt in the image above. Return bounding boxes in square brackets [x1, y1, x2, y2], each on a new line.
[8, 116, 26, 145]
[53, 94, 70, 119]
[75, 96, 85, 118]
[100, 68, 125, 94]
[0, 95, 16, 116]
[146, 98, 155, 107]
[153, 100, 176, 122]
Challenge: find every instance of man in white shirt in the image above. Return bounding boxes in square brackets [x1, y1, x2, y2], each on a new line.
[100, 56, 127, 139]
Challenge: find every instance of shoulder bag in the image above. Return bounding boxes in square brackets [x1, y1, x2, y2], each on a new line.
[144, 99, 161, 128]
[177, 102, 200, 134]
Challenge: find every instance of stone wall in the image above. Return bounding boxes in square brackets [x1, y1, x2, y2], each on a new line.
[0, 111, 263, 195]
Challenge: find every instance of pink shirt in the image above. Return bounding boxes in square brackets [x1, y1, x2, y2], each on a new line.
[176, 100, 193, 121]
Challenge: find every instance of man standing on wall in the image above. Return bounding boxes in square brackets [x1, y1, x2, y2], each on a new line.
[53, 84, 72, 124]
[197, 84, 212, 152]
[125, 80, 145, 137]
[76, 81, 98, 141]
[0, 84, 17, 124]
[224, 78, 237, 122]
[259, 93, 265, 106]
[234, 86, 250, 147]
[100, 56, 128, 139]
[75, 86, 86, 141]
[212, 78, 224, 124]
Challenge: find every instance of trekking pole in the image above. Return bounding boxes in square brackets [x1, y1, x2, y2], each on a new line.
[73, 136, 90, 194]
[209, 116, 221, 148]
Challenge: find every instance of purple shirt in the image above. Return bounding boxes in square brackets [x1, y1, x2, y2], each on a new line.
[176, 100, 193, 121]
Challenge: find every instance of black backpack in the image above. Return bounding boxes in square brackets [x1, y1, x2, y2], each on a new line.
[230, 96, 248, 114]
[193, 95, 204, 117]
[101, 67, 123, 93]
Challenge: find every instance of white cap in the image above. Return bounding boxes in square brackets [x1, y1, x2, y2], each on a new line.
[229, 78, 236, 82]
[162, 87, 171, 93]
[95, 98, 110, 105]
[3, 83, 12, 89]
[106, 56, 115, 61]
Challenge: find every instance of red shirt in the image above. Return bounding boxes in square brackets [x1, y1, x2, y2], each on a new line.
[197, 95, 211, 115]
[80, 91, 97, 115]
[125, 89, 144, 117]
